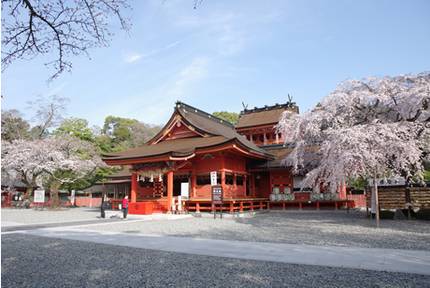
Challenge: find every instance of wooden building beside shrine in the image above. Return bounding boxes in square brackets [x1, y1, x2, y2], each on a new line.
[102, 101, 354, 213]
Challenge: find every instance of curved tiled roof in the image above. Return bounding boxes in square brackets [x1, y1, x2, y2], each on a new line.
[102, 102, 274, 164]
[236, 103, 299, 129]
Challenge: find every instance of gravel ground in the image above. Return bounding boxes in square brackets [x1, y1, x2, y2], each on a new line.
[3, 207, 430, 251]
[80, 209, 430, 251]
[1, 207, 102, 224]
[2, 233, 430, 288]
[2, 207, 430, 287]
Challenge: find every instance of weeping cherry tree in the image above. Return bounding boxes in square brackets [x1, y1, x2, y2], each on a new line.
[277, 71, 430, 227]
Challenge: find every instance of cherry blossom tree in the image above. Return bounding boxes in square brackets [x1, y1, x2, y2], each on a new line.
[1, 138, 51, 208]
[277, 71, 430, 227]
[2, 135, 103, 209]
[1, 0, 132, 82]
[42, 135, 103, 210]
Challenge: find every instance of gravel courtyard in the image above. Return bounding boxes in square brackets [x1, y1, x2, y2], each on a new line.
[2, 207, 430, 287]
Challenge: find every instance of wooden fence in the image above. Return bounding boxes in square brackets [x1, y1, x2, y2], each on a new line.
[365, 185, 430, 210]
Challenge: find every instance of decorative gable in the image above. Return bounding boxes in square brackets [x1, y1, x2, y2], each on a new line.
[152, 114, 206, 144]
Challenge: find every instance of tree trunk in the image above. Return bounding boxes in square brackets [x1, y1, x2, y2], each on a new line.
[22, 172, 39, 209]
[49, 180, 62, 210]
[374, 166, 380, 228]
[23, 186, 33, 209]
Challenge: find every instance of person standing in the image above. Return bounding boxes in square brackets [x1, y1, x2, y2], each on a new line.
[122, 195, 129, 220]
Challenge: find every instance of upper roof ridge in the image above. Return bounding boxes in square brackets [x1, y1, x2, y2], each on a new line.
[240, 101, 297, 115]
[175, 101, 235, 129]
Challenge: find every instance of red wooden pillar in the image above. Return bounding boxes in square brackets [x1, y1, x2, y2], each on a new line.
[131, 173, 137, 203]
[221, 170, 226, 199]
[191, 173, 196, 198]
[167, 170, 173, 212]
[233, 174, 237, 198]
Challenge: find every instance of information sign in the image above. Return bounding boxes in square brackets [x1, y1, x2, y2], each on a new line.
[34, 190, 45, 203]
[212, 186, 223, 204]
[211, 186, 223, 219]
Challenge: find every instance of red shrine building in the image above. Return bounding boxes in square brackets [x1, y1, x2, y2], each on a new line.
[102, 101, 353, 213]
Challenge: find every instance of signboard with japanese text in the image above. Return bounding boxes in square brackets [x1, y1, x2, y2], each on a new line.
[212, 186, 223, 205]
[368, 177, 405, 187]
[211, 171, 217, 186]
[34, 190, 45, 203]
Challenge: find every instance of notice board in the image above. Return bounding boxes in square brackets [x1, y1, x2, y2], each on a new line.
[212, 186, 223, 205]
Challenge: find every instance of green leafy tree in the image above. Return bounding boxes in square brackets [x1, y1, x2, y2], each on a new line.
[213, 111, 240, 125]
[101, 116, 162, 151]
[52, 117, 93, 141]
[103, 116, 139, 143]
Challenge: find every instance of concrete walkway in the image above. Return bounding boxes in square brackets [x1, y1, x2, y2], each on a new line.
[4, 222, 430, 276]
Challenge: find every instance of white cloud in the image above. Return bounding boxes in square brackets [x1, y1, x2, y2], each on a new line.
[173, 57, 209, 95]
[122, 53, 143, 63]
[165, 40, 182, 50]
[48, 83, 67, 96]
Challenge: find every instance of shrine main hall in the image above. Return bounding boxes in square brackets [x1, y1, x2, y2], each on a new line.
[101, 101, 352, 214]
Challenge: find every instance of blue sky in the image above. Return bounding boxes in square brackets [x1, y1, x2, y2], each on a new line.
[2, 0, 429, 128]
